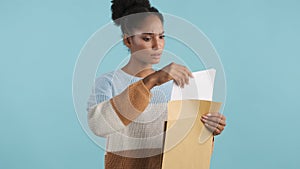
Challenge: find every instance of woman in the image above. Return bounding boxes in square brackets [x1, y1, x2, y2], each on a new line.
[87, 0, 226, 168]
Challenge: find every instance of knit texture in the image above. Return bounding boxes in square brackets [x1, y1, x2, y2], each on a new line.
[110, 80, 151, 125]
[87, 69, 172, 157]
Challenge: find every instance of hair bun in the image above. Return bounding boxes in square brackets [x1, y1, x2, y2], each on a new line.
[111, 0, 151, 25]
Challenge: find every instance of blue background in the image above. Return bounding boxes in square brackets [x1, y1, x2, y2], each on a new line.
[1, 0, 299, 169]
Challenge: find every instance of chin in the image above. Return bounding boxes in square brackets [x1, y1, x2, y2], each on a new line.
[151, 59, 161, 64]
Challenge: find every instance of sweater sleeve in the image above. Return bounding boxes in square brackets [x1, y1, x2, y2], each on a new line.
[110, 80, 151, 125]
[87, 76, 151, 137]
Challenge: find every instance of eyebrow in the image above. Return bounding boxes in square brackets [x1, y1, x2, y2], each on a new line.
[141, 31, 165, 35]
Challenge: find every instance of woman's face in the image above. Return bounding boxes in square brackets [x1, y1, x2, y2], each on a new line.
[126, 15, 165, 66]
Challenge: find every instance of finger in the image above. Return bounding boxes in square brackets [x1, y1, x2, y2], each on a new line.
[174, 80, 180, 87]
[174, 79, 182, 87]
[182, 66, 193, 78]
[174, 78, 184, 88]
[221, 114, 226, 121]
[177, 68, 190, 86]
[203, 113, 226, 124]
[178, 80, 183, 88]
[213, 128, 221, 136]
[201, 113, 226, 136]
[202, 115, 226, 127]
[171, 73, 179, 84]
[201, 119, 220, 128]
[210, 113, 226, 121]
[201, 118, 223, 130]
[172, 72, 186, 88]
[180, 72, 189, 86]
[206, 112, 226, 119]
[205, 118, 226, 127]
[204, 124, 223, 136]
[203, 123, 221, 135]
[174, 65, 192, 83]
[205, 112, 223, 118]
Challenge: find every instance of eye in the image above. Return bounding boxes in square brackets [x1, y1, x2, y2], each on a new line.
[142, 37, 151, 42]
[159, 35, 165, 39]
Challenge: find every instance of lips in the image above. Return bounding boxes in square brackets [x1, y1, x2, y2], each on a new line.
[150, 53, 162, 57]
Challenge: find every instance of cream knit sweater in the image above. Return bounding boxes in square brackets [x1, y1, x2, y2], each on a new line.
[87, 69, 172, 157]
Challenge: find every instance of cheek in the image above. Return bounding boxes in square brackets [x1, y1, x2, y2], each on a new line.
[131, 44, 152, 54]
[138, 43, 152, 51]
[133, 39, 149, 48]
[159, 38, 165, 46]
[162, 40, 165, 48]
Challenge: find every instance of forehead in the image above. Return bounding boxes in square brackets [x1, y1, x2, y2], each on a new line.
[131, 15, 164, 35]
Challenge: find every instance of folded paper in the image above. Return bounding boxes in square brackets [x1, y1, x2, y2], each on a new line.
[171, 69, 216, 101]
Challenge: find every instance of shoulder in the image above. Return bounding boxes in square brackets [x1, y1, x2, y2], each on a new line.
[94, 70, 121, 91]
[95, 71, 115, 84]
[94, 69, 134, 89]
[95, 69, 134, 83]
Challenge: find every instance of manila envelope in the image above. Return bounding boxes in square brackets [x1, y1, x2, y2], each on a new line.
[162, 100, 222, 169]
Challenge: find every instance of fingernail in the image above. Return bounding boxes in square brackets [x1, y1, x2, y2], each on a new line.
[207, 113, 212, 116]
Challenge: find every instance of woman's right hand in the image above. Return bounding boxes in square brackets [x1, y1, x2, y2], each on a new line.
[143, 62, 193, 90]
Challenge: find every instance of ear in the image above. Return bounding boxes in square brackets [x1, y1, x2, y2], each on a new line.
[123, 34, 131, 48]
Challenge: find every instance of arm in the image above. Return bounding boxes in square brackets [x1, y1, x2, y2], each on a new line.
[88, 63, 193, 137]
[87, 78, 151, 137]
[110, 80, 151, 125]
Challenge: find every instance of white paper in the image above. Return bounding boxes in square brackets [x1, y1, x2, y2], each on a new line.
[170, 69, 216, 101]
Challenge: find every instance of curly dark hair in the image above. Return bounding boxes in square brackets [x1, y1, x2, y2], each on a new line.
[111, 0, 164, 34]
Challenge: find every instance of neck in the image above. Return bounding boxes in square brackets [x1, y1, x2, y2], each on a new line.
[122, 59, 155, 78]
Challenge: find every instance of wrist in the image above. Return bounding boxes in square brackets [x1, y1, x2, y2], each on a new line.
[142, 73, 158, 90]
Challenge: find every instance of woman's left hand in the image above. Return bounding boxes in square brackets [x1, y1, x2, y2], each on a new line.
[201, 113, 226, 136]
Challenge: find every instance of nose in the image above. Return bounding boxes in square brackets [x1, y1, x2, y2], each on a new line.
[152, 36, 162, 50]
